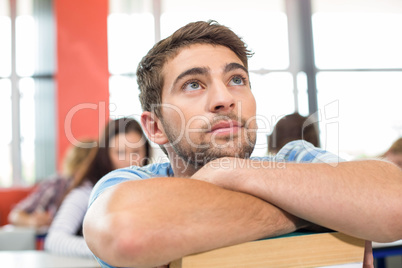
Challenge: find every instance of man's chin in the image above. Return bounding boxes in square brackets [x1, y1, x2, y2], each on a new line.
[202, 147, 254, 161]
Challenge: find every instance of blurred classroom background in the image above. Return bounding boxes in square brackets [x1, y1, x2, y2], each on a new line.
[0, 0, 401, 266]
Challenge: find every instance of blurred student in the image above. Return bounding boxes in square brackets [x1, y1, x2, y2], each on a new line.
[267, 112, 320, 155]
[7, 140, 94, 230]
[382, 137, 402, 169]
[44, 117, 150, 258]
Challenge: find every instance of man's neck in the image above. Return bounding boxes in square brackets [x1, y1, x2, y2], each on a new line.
[168, 153, 198, 178]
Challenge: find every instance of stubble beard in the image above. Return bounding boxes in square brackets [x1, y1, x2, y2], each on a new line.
[161, 115, 257, 170]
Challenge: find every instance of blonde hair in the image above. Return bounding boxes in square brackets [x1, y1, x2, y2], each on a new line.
[62, 139, 96, 177]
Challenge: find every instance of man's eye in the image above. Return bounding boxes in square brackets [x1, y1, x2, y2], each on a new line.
[229, 76, 245, 86]
[183, 81, 201, 91]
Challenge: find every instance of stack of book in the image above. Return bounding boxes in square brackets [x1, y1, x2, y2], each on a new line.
[170, 232, 365, 268]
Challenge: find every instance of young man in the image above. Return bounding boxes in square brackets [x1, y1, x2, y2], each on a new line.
[83, 21, 402, 268]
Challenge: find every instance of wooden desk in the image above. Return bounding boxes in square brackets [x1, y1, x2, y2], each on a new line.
[0, 250, 100, 268]
[170, 232, 365, 268]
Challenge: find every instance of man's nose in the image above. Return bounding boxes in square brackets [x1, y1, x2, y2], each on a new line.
[208, 82, 236, 113]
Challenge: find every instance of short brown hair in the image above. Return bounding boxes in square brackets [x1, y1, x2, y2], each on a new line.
[267, 113, 320, 154]
[386, 137, 402, 155]
[137, 20, 253, 117]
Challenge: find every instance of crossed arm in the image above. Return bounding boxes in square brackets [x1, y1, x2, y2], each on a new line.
[193, 158, 402, 243]
[83, 178, 306, 267]
[83, 158, 402, 267]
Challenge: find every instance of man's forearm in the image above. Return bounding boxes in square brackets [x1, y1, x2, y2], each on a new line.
[194, 158, 402, 242]
[83, 177, 306, 268]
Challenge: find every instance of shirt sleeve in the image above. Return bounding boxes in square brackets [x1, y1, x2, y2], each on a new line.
[44, 181, 94, 259]
[88, 164, 164, 209]
[273, 140, 343, 164]
[11, 183, 44, 213]
[12, 176, 69, 215]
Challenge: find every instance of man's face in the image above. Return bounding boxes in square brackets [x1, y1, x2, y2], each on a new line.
[159, 44, 257, 168]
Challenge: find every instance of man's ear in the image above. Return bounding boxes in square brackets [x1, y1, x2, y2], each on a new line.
[141, 111, 169, 145]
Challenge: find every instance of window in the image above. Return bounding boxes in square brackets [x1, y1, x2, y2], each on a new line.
[0, 0, 55, 186]
[108, 0, 295, 157]
[316, 72, 402, 157]
[108, 0, 154, 122]
[312, 0, 402, 159]
[0, 79, 12, 186]
[0, 14, 11, 77]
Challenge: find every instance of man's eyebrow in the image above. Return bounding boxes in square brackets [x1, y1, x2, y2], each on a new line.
[224, 62, 248, 75]
[172, 67, 209, 89]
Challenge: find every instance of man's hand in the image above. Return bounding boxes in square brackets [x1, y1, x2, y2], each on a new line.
[191, 157, 247, 191]
[363, 241, 374, 268]
[193, 157, 326, 232]
[29, 210, 53, 229]
[196, 157, 402, 243]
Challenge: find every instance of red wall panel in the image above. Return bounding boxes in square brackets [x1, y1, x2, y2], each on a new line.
[55, 0, 109, 169]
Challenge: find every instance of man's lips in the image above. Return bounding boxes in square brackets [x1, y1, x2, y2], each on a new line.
[208, 120, 242, 133]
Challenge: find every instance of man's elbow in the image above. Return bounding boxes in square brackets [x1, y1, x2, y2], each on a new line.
[373, 199, 402, 242]
[83, 213, 153, 268]
[376, 215, 402, 243]
[370, 160, 402, 242]
[384, 163, 402, 242]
